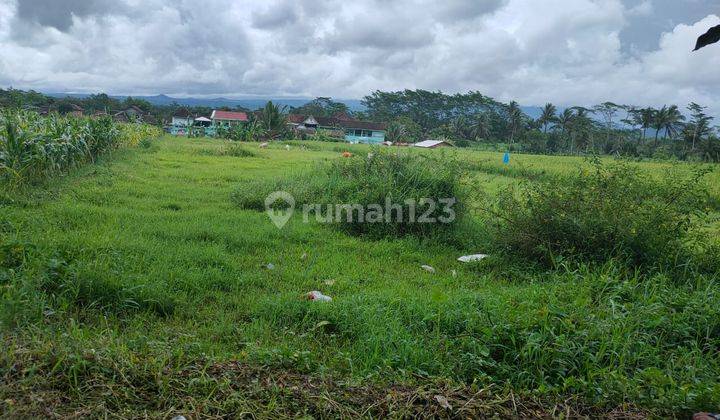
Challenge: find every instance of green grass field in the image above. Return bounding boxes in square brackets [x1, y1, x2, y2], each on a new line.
[2, 136, 719, 418]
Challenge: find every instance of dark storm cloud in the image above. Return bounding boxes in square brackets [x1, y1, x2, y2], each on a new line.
[15, 0, 124, 31]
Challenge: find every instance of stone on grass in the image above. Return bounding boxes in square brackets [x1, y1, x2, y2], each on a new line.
[457, 254, 489, 263]
[421, 265, 436, 273]
[306, 291, 332, 302]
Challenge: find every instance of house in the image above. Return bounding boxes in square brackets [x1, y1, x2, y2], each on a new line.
[412, 140, 454, 149]
[113, 106, 146, 123]
[169, 108, 194, 135]
[123, 105, 145, 119]
[171, 108, 194, 127]
[287, 113, 387, 144]
[210, 110, 248, 127]
[67, 104, 84, 117]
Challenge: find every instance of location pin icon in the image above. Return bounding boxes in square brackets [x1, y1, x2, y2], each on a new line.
[265, 191, 295, 229]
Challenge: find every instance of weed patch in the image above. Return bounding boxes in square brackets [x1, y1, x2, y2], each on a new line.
[486, 159, 713, 271]
[233, 150, 468, 241]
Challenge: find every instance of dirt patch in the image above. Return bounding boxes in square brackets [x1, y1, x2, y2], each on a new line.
[2, 357, 651, 419]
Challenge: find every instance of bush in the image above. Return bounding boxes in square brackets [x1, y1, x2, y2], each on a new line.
[486, 159, 712, 270]
[316, 150, 465, 239]
[217, 142, 260, 158]
[232, 150, 467, 241]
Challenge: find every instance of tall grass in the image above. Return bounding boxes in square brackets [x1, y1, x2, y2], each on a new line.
[233, 149, 469, 241]
[485, 159, 714, 271]
[0, 110, 161, 186]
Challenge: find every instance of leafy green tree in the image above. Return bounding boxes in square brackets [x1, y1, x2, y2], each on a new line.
[593, 102, 620, 146]
[392, 116, 422, 141]
[293, 97, 350, 117]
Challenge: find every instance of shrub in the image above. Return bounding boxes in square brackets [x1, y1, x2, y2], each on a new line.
[315, 150, 465, 239]
[486, 159, 712, 270]
[232, 150, 467, 241]
[217, 142, 259, 158]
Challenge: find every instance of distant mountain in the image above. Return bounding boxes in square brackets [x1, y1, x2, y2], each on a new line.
[46, 92, 547, 119]
[45, 92, 366, 112]
[520, 106, 543, 119]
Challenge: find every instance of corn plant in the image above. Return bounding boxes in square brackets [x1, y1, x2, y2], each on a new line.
[0, 109, 161, 186]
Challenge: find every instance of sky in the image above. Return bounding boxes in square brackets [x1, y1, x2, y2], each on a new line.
[0, 0, 719, 112]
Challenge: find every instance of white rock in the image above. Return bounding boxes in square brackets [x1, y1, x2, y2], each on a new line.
[457, 254, 489, 263]
[265, 263, 275, 270]
[421, 265, 436, 273]
[307, 291, 332, 302]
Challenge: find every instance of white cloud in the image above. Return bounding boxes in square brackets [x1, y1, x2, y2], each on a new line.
[628, 0, 653, 17]
[1, 0, 719, 115]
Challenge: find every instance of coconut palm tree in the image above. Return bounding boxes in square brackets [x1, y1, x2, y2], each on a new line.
[663, 105, 685, 139]
[257, 101, 288, 140]
[385, 122, 407, 143]
[471, 112, 491, 141]
[652, 105, 685, 145]
[651, 106, 668, 146]
[633, 107, 655, 144]
[507, 101, 523, 144]
[569, 107, 595, 153]
[538, 103, 557, 133]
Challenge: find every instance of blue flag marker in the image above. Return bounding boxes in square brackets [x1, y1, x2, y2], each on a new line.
[503, 152, 510, 164]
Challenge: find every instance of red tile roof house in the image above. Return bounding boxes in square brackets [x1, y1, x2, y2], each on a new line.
[206, 110, 250, 137]
[210, 110, 249, 127]
[287, 114, 387, 144]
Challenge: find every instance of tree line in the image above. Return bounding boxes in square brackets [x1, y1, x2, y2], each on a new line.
[3, 87, 719, 161]
[362, 90, 720, 162]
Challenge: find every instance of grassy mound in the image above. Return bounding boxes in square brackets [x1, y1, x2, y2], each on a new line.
[486, 159, 714, 270]
[232, 150, 468, 241]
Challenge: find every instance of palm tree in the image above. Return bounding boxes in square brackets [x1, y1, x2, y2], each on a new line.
[652, 105, 685, 145]
[385, 122, 407, 143]
[651, 106, 668, 146]
[471, 112, 491, 141]
[633, 107, 655, 144]
[258, 101, 287, 140]
[556, 109, 573, 136]
[538, 103, 557, 133]
[507, 101, 523, 144]
[450, 116, 473, 140]
[663, 105, 685, 139]
[569, 107, 595, 153]
[555, 108, 573, 149]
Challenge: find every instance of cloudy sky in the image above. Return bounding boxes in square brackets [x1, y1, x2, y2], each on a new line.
[0, 0, 719, 111]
